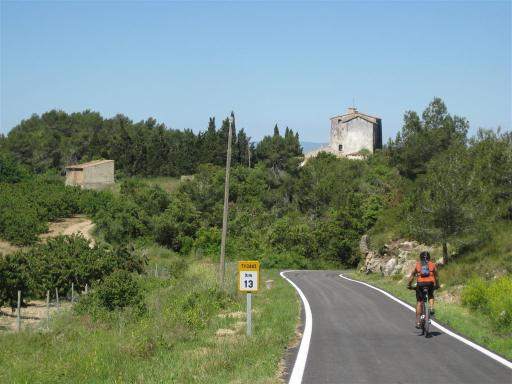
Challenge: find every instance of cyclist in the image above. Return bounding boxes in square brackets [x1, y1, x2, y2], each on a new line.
[407, 251, 439, 329]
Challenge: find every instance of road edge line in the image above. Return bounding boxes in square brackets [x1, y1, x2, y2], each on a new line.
[339, 273, 512, 370]
[280, 271, 313, 384]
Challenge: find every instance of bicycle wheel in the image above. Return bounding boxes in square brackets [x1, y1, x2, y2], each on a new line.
[424, 301, 430, 338]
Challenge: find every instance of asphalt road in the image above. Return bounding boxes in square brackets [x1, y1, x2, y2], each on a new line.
[283, 270, 512, 384]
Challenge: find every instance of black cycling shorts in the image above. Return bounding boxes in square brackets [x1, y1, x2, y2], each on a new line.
[416, 282, 435, 301]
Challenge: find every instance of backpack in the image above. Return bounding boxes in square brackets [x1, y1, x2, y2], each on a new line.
[420, 261, 430, 277]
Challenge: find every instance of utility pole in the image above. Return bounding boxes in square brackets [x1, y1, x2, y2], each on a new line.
[219, 113, 233, 289]
[248, 146, 251, 168]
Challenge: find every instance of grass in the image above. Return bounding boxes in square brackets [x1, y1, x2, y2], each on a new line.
[0, 256, 298, 383]
[439, 222, 512, 287]
[345, 271, 512, 360]
[141, 177, 182, 194]
[105, 176, 181, 195]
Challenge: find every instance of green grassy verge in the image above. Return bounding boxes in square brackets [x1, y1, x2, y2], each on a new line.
[0, 259, 297, 383]
[345, 271, 512, 360]
[139, 176, 182, 194]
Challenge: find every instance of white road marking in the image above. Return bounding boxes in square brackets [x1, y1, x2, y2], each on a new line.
[339, 273, 512, 370]
[280, 271, 313, 384]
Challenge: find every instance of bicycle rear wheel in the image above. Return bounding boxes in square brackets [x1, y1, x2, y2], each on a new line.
[424, 302, 430, 338]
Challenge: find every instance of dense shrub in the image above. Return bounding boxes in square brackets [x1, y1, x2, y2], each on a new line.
[259, 251, 310, 269]
[169, 286, 232, 330]
[0, 235, 146, 308]
[93, 197, 151, 244]
[0, 153, 29, 183]
[0, 178, 82, 245]
[153, 194, 200, 252]
[95, 270, 145, 311]
[461, 277, 488, 311]
[461, 276, 512, 331]
[120, 179, 170, 216]
[0, 253, 34, 309]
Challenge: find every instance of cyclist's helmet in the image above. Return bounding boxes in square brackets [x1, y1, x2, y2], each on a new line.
[419, 251, 430, 261]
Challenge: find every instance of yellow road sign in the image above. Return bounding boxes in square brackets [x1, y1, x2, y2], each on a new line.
[238, 260, 260, 292]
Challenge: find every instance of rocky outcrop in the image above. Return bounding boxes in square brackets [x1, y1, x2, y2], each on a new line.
[360, 236, 434, 279]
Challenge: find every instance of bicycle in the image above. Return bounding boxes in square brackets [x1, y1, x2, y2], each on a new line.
[408, 284, 432, 338]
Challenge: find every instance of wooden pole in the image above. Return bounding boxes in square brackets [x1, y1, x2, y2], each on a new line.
[16, 290, 21, 332]
[46, 290, 50, 329]
[219, 114, 233, 290]
[55, 288, 59, 309]
[71, 283, 75, 304]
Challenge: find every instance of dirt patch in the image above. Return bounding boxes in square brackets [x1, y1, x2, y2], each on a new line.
[215, 328, 237, 337]
[1, 216, 95, 257]
[0, 300, 71, 332]
[217, 311, 245, 319]
[40, 215, 95, 244]
[0, 240, 21, 256]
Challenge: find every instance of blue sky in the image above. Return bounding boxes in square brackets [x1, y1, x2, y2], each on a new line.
[1, 0, 510, 143]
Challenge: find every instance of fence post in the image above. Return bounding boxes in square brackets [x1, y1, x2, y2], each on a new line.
[71, 283, 75, 304]
[46, 290, 50, 329]
[55, 288, 59, 309]
[85, 284, 88, 295]
[155, 264, 158, 278]
[16, 290, 21, 332]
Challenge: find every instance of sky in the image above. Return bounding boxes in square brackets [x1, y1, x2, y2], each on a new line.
[1, 0, 511, 143]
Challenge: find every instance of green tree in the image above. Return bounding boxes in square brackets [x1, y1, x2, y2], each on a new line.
[406, 144, 480, 263]
[153, 193, 201, 252]
[254, 124, 302, 173]
[389, 98, 469, 179]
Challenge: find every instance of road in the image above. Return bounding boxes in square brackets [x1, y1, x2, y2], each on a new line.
[282, 270, 512, 384]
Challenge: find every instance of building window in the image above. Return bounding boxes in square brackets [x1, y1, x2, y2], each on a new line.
[338, 144, 343, 151]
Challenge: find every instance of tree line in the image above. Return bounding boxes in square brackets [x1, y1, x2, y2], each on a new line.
[0, 110, 302, 177]
[386, 98, 512, 263]
[1, 98, 510, 273]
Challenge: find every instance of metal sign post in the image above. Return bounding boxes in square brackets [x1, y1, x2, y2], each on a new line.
[238, 261, 260, 336]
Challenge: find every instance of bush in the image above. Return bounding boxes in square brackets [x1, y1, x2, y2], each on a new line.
[0, 178, 82, 245]
[193, 227, 221, 256]
[153, 194, 200, 252]
[74, 272, 146, 318]
[95, 270, 145, 312]
[0, 253, 34, 309]
[461, 276, 512, 331]
[487, 277, 512, 330]
[461, 277, 488, 311]
[166, 258, 188, 280]
[169, 286, 232, 330]
[93, 197, 151, 244]
[0, 235, 146, 307]
[260, 251, 310, 269]
[0, 153, 29, 183]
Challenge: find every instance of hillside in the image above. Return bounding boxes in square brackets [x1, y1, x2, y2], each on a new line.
[0, 98, 511, 379]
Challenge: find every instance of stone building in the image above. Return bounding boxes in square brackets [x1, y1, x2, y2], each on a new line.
[330, 107, 382, 157]
[303, 107, 382, 162]
[65, 160, 115, 189]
